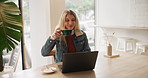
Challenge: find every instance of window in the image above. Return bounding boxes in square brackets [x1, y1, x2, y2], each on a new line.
[22, 0, 31, 53]
[65, 0, 95, 50]
[8, 0, 31, 71]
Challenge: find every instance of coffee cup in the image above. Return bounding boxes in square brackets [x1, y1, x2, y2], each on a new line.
[61, 30, 72, 36]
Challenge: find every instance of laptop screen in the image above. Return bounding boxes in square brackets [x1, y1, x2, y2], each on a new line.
[60, 51, 98, 73]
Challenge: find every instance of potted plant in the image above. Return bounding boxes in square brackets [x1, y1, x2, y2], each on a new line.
[0, 0, 22, 71]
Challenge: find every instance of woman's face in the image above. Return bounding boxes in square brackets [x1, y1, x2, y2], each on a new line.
[64, 14, 76, 30]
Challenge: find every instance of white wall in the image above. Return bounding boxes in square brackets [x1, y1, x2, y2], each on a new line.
[130, 0, 148, 27]
[98, 0, 130, 26]
[50, 0, 65, 33]
[97, 0, 148, 27]
[29, 0, 64, 68]
[95, 0, 148, 51]
[29, 0, 50, 68]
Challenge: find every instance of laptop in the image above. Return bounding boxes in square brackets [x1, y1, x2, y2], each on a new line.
[58, 51, 98, 73]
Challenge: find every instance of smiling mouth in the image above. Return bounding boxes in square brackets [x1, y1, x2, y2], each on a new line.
[69, 26, 73, 27]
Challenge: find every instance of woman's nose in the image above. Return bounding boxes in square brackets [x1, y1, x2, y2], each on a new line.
[69, 21, 73, 25]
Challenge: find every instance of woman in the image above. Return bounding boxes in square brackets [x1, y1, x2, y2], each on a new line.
[41, 9, 91, 62]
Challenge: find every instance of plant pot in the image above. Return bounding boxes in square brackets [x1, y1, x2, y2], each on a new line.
[107, 44, 112, 56]
[105, 44, 120, 58]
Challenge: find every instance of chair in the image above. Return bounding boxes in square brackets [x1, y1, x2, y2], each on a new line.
[48, 50, 56, 64]
[116, 37, 136, 53]
[135, 42, 148, 54]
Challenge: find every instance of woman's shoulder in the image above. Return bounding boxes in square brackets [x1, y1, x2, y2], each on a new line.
[80, 30, 86, 35]
[76, 30, 87, 37]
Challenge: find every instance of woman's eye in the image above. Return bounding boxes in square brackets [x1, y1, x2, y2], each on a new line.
[72, 18, 76, 21]
[65, 19, 75, 22]
[72, 19, 76, 21]
[65, 20, 69, 22]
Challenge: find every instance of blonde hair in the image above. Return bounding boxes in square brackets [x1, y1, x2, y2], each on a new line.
[55, 10, 83, 47]
[56, 9, 83, 36]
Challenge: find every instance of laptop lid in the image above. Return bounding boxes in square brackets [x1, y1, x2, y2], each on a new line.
[61, 51, 98, 73]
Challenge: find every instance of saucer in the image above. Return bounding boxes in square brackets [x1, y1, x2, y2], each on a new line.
[50, 67, 57, 71]
[42, 67, 56, 74]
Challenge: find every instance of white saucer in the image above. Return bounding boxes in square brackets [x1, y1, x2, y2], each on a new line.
[42, 67, 56, 74]
[50, 67, 57, 71]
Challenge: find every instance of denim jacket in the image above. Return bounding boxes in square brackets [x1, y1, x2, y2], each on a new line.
[41, 31, 91, 62]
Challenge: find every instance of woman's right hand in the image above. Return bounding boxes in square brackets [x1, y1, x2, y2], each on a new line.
[51, 29, 61, 40]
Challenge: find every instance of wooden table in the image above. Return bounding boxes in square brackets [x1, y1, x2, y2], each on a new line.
[1, 52, 148, 78]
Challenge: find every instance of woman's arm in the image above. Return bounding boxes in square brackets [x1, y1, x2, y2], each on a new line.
[41, 36, 56, 56]
[41, 29, 61, 56]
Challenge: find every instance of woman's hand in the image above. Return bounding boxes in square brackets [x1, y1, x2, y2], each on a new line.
[51, 29, 61, 40]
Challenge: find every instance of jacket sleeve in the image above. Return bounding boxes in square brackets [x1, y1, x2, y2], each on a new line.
[41, 36, 57, 56]
[83, 32, 91, 52]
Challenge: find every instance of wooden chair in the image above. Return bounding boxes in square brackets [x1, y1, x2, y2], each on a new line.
[48, 50, 56, 64]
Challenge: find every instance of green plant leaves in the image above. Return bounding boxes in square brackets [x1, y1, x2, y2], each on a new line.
[0, 1, 22, 52]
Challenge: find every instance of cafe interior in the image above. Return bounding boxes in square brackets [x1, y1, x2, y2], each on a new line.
[1, 0, 148, 78]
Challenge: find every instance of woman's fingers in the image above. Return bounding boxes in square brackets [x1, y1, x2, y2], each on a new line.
[55, 29, 61, 37]
[51, 29, 62, 39]
[55, 32, 61, 37]
[56, 30, 61, 33]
